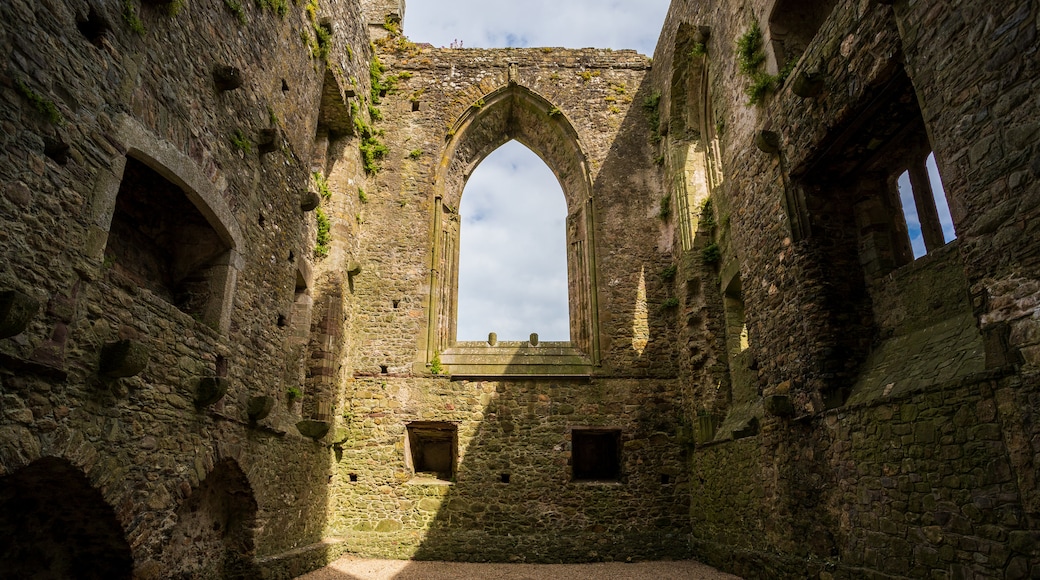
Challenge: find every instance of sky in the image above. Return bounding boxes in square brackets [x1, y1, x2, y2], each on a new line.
[403, 1, 672, 341]
[897, 153, 957, 260]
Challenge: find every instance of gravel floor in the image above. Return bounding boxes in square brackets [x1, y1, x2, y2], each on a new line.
[296, 556, 742, 580]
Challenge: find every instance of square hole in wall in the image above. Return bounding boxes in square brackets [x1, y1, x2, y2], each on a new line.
[406, 422, 457, 481]
[571, 428, 621, 482]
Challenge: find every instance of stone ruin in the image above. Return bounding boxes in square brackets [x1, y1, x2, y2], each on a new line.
[0, 0, 1038, 577]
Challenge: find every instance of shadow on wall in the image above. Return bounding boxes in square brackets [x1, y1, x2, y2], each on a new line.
[326, 72, 689, 570]
[0, 457, 133, 579]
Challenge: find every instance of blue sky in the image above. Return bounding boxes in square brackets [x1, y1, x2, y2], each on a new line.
[403, 1, 671, 341]
[897, 153, 957, 259]
[403, 0, 670, 55]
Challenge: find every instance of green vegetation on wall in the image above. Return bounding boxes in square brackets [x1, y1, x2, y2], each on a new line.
[15, 80, 65, 126]
[643, 90, 662, 142]
[736, 22, 795, 105]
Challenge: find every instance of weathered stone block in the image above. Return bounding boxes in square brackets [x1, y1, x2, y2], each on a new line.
[247, 395, 275, 422]
[99, 339, 150, 378]
[300, 191, 321, 211]
[296, 420, 330, 440]
[195, 377, 229, 407]
[764, 395, 794, 417]
[0, 289, 39, 338]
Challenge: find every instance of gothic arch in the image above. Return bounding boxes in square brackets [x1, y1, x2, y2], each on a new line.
[423, 84, 600, 372]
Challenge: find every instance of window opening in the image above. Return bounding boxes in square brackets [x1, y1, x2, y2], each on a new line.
[104, 156, 232, 327]
[572, 428, 621, 482]
[927, 152, 956, 244]
[406, 422, 457, 481]
[895, 150, 956, 260]
[456, 141, 569, 341]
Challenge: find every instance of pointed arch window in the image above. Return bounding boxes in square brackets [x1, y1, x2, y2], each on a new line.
[424, 85, 600, 377]
[457, 141, 570, 342]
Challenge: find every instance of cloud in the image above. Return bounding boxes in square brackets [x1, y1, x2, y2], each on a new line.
[403, 0, 671, 55]
[457, 142, 570, 341]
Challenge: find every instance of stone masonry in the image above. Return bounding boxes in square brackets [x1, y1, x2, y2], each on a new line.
[0, 0, 1038, 578]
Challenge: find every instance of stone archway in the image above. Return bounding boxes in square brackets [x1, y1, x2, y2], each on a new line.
[160, 458, 259, 579]
[0, 457, 133, 579]
[424, 83, 601, 368]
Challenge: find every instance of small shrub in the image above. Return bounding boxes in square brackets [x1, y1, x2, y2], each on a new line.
[314, 207, 331, 257]
[122, 0, 145, 34]
[166, 0, 185, 17]
[547, 106, 562, 118]
[700, 198, 716, 228]
[286, 386, 303, 400]
[659, 193, 672, 220]
[701, 243, 721, 265]
[470, 98, 485, 110]
[690, 42, 707, 58]
[229, 130, 252, 154]
[313, 172, 331, 200]
[357, 187, 368, 203]
[577, 70, 600, 82]
[408, 149, 423, 159]
[736, 22, 766, 76]
[312, 21, 331, 61]
[223, 0, 246, 24]
[257, 0, 288, 17]
[661, 297, 680, 310]
[360, 136, 388, 174]
[643, 90, 662, 142]
[661, 265, 677, 281]
[429, 352, 442, 375]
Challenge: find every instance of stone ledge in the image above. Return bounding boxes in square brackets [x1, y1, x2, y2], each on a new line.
[440, 342, 594, 379]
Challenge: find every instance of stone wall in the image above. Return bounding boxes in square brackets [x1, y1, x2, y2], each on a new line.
[0, 0, 371, 576]
[1, 0, 1038, 576]
[329, 376, 690, 561]
[320, 39, 692, 562]
[653, 0, 1040, 577]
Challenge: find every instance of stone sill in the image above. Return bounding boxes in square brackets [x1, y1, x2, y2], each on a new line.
[404, 477, 453, 486]
[440, 341, 594, 379]
[570, 480, 623, 486]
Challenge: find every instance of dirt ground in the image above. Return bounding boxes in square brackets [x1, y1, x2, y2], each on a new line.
[296, 556, 742, 580]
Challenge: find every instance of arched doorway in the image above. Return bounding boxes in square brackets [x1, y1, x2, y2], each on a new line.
[0, 457, 132, 579]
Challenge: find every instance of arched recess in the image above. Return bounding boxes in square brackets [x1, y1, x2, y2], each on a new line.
[160, 458, 260, 578]
[88, 115, 245, 334]
[0, 457, 133, 578]
[423, 84, 599, 375]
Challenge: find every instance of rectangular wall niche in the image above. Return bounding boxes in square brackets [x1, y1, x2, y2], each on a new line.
[406, 422, 457, 481]
[571, 428, 621, 482]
